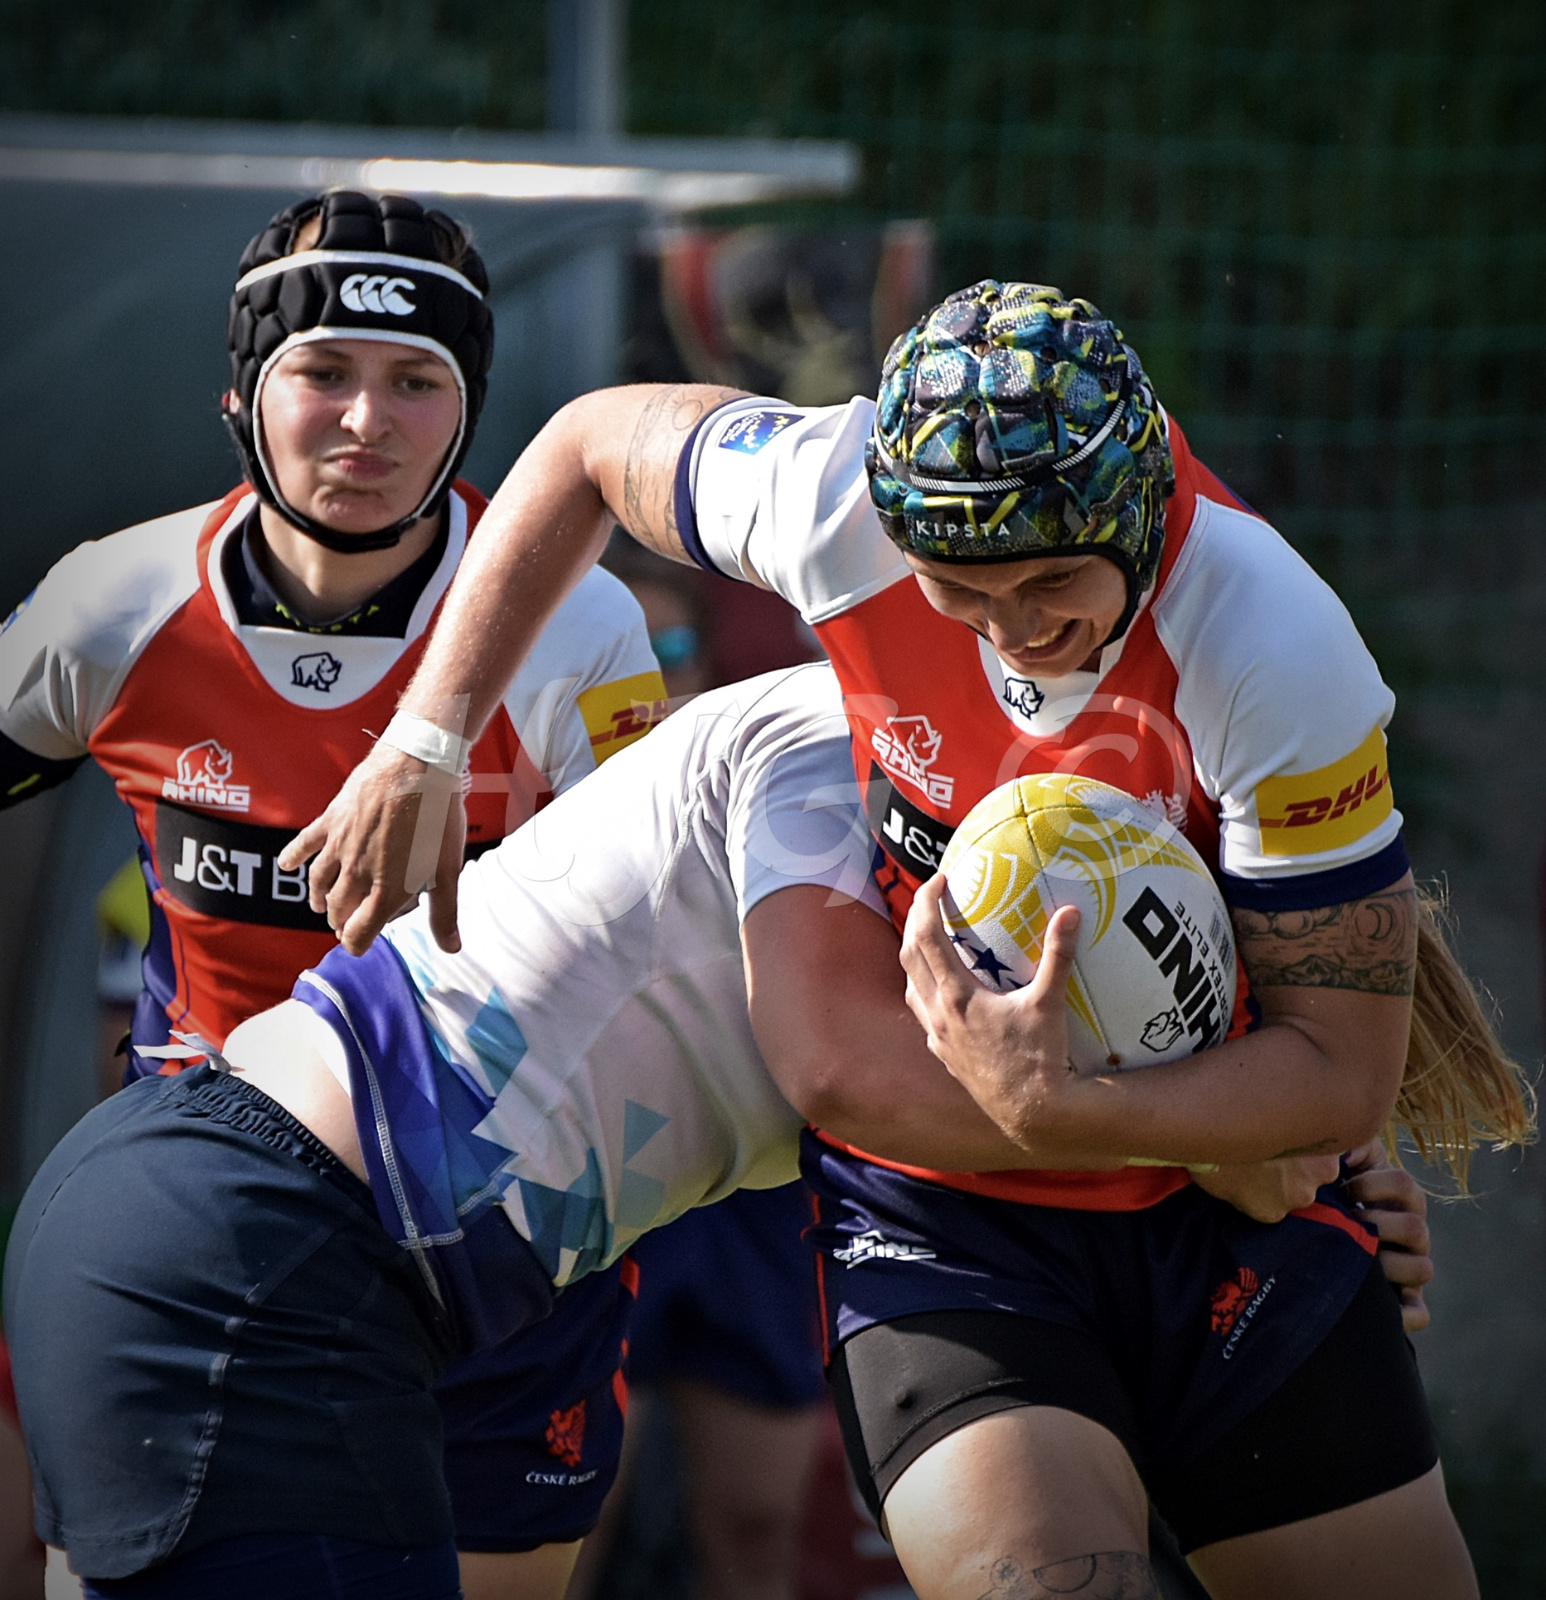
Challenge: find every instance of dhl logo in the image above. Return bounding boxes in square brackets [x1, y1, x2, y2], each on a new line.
[577, 671, 669, 764]
[1269, 769, 1387, 829]
[1255, 726, 1393, 856]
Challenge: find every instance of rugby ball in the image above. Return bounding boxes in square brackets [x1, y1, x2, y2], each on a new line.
[939, 774, 1236, 1073]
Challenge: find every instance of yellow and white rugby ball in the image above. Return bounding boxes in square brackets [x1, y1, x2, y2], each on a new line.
[940, 774, 1236, 1073]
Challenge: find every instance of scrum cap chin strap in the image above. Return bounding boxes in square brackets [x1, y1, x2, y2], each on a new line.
[225, 194, 495, 552]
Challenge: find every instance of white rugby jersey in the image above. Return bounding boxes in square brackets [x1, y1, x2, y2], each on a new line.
[0, 483, 666, 1053]
[300, 664, 883, 1289]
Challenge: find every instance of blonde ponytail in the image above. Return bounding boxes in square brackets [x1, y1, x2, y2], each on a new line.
[1389, 885, 1536, 1190]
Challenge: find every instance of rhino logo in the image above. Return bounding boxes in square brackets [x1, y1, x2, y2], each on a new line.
[1001, 676, 1046, 718]
[1141, 1008, 1184, 1053]
[176, 739, 233, 787]
[166, 739, 251, 810]
[874, 713, 956, 805]
[545, 1401, 586, 1469]
[889, 715, 941, 771]
[291, 651, 343, 693]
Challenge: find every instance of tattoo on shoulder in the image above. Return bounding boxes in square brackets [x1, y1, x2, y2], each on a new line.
[1232, 883, 1417, 995]
[621, 384, 746, 562]
[975, 1551, 1159, 1599]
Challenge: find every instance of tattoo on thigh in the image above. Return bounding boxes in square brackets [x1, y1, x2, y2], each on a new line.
[975, 1551, 1159, 1599]
[1232, 884, 1417, 995]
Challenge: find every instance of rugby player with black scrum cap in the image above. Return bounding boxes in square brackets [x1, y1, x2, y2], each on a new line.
[0, 190, 667, 1599]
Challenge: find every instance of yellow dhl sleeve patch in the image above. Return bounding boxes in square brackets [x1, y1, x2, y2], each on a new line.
[1254, 725, 1393, 856]
[578, 670, 669, 764]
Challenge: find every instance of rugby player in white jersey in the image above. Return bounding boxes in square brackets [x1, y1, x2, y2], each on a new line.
[568, 554, 830, 1600]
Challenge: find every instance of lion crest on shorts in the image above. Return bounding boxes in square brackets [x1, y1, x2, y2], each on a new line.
[545, 1400, 586, 1469]
[1209, 1267, 1261, 1337]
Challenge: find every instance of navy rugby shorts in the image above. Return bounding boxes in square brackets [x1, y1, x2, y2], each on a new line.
[627, 1182, 825, 1411]
[299, 933, 640, 1553]
[4, 1067, 465, 1581]
[801, 1133, 1394, 1508]
[81, 1532, 461, 1599]
[3, 1065, 634, 1579]
[436, 1257, 637, 1551]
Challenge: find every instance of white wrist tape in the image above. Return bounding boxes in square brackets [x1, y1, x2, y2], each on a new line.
[379, 710, 471, 776]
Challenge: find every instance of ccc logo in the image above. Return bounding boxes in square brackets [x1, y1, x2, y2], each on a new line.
[340, 273, 416, 316]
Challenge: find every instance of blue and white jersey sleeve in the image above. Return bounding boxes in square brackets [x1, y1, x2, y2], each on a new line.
[683, 396, 909, 625]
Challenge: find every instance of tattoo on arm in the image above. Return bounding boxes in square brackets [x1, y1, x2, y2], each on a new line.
[976, 1552, 1159, 1599]
[620, 384, 747, 562]
[1232, 884, 1417, 995]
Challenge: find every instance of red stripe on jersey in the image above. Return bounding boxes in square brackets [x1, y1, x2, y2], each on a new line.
[808, 1189, 833, 1365]
[1291, 1200, 1378, 1254]
[811, 1130, 1192, 1212]
[619, 1255, 641, 1298]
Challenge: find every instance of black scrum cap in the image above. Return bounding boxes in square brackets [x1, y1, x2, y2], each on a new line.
[225, 191, 495, 552]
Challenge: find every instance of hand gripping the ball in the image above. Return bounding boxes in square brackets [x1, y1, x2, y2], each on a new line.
[278, 740, 467, 956]
[901, 873, 1089, 1156]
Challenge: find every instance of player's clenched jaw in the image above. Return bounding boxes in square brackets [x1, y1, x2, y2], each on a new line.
[903, 550, 1129, 678]
[256, 339, 462, 536]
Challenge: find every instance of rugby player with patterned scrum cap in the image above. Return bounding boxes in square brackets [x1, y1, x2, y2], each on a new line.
[289, 281, 1531, 1598]
[0, 191, 668, 1599]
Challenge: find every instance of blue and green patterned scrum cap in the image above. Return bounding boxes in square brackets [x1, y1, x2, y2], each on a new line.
[866, 281, 1174, 626]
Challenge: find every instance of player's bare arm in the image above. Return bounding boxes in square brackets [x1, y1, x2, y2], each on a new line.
[280, 382, 743, 955]
[743, 887, 1124, 1173]
[615, 383, 748, 560]
[1231, 878, 1417, 1156]
[1230, 883, 1418, 997]
[897, 871, 1417, 1171]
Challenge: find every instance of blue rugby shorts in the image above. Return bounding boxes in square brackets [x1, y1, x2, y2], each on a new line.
[801, 1130, 1380, 1476]
[627, 1182, 824, 1412]
[4, 1068, 462, 1580]
[436, 1257, 638, 1551]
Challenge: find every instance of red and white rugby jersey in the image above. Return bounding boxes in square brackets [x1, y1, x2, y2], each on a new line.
[0, 482, 666, 1059]
[679, 397, 1406, 1211]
